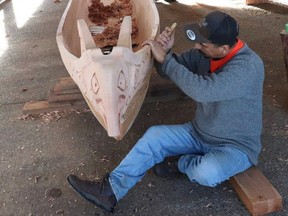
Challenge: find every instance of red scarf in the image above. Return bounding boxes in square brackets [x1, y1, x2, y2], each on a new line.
[210, 39, 244, 73]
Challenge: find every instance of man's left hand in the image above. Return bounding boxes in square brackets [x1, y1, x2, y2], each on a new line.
[142, 40, 167, 63]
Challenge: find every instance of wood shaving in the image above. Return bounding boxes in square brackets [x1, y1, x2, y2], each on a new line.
[88, 0, 138, 48]
[17, 109, 89, 123]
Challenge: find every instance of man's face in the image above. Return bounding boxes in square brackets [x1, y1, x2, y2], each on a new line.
[195, 42, 227, 59]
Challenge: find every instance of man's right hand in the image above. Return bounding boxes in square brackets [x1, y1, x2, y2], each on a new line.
[156, 23, 177, 52]
[142, 23, 177, 63]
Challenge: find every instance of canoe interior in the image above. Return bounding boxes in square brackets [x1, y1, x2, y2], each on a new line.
[61, 0, 158, 57]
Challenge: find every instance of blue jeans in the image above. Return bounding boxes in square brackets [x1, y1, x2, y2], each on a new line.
[109, 122, 252, 201]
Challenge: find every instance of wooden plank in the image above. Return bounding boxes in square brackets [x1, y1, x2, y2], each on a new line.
[53, 77, 81, 95]
[145, 71, 188, 103]
[59, 76, 76, 83]
[229, 167, 283, 216]
[53, 77, 79, 93]
[23, 100, 88, 114]
[22, 73, 189, 115]
[23, 101, 50, 114]
[48, 100, 87, 108]
[54, 76, 188, 103]
[48, 91, 84, 103]
[145, 84, 187, 103]
[53, 88, 81, 95]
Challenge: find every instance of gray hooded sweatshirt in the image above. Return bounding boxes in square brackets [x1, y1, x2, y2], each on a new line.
[155, 43, 264, 165]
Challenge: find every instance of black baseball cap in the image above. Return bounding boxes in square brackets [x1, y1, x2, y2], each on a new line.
[184, 11, 239, 45]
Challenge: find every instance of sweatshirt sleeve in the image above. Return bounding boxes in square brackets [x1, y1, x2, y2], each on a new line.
[155, 49, 207, 78]
[159, 50, 264, 103]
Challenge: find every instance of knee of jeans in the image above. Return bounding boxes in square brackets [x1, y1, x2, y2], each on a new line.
[187, 163, 223, 187]
[144, 125, 163, 137]
[139, 126, 166, 160]
[141, 126, 166, 145]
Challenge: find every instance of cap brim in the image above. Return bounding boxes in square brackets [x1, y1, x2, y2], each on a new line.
[184, 24, 210, 43]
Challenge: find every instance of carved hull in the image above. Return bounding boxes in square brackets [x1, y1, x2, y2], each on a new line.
[56, 0, 159, 140]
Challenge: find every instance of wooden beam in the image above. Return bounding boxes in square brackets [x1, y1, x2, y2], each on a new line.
[53, 77, 79, 93]
[22, 74, 188, 114]
[229, 167, 282, 216]
[23, 100, 88, 115]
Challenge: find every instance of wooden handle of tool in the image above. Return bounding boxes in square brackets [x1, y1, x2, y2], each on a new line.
[169, 22, 177, 36]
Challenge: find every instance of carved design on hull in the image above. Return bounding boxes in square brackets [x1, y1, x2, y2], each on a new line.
[91, 73, 100, 94]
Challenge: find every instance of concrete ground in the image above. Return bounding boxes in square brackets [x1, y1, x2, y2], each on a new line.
[0, 0, 288, 215]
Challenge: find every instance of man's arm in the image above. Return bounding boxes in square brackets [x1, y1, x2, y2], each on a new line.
[161, 52, 264, 102]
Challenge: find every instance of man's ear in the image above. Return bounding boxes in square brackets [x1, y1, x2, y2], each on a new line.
[221, 45, 230, 55]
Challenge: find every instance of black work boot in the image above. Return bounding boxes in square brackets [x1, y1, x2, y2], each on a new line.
[153, 156, 182, 178]
[67, 173, 117, 212]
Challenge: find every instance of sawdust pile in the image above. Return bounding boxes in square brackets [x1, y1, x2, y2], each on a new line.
[88, 0, 138, 48]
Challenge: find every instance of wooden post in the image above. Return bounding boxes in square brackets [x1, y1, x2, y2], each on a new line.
[280, 29, 288, 85]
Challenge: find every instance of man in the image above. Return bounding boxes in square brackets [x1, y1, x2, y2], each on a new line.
[67, 11, 264, 213]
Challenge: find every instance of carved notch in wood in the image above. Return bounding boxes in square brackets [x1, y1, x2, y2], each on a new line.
[77, 19, 96, 54]
[117, 16, 132, 49]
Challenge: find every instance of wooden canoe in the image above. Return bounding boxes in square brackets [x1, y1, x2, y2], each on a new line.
[56, 0, 159, 140]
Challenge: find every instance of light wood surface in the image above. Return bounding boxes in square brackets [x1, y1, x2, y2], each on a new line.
[230, 167, 283, 216]
[56, 0, 159, 139]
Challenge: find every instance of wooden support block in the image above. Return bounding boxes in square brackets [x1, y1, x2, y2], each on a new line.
[144, 72, 188, 103]
[48, 90, 84, 103]
[53, 88, 81, 95]
[48, 100, 87, 108]
[23, 100, 88, 114]
[145, 83, 188, 103]
[22, 74, 189, 114]
[53, 77, 79, 93]
[229, 167, 283, 216]
[54, 76, 188, 104]
[23, 101, 50, 114]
